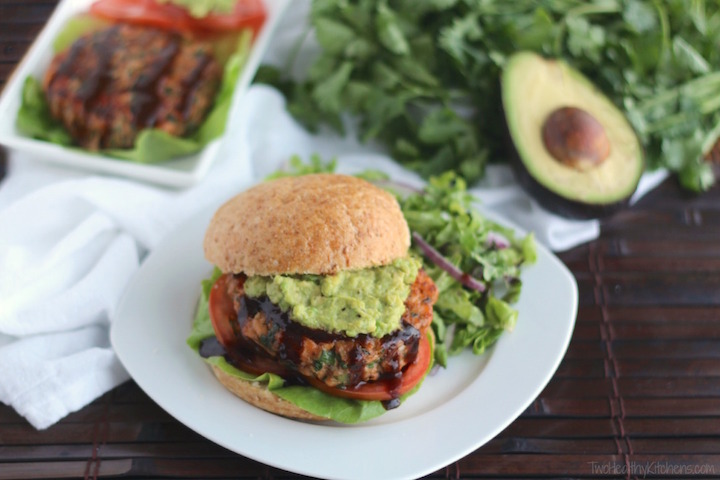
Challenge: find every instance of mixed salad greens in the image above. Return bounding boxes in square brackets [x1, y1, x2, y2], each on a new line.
[258, 0, 720, 192]
[401, 172, 536, 366]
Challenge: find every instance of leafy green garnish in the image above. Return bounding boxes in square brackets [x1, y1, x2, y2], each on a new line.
[258, 0, 720, 191]
[186, 267, 223, 351]
[266, 154, 338, 179]
[400, 172, 535, 364]
[16, 77, 72, 146]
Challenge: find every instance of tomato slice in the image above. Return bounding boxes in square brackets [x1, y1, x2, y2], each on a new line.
[208, 273, 291, 377]
[90, 0, 192, 31]
[89, 0, 266, 34]
[208, 273, 241, 351]
[304, 331, 433, 402]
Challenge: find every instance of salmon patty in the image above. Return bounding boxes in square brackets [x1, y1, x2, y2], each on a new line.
[224, 269, 438, 389]
[43, 23, 222, 150]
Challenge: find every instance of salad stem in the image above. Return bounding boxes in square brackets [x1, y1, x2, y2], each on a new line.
[411, 231, 487, 293]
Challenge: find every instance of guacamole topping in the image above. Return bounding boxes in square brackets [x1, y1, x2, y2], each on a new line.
[156, 0, 235, 17]
[244, 257, 422, 337]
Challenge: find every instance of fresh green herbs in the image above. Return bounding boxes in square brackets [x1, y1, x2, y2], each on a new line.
[265, 154, 338, 179]
[257, 0, 720, 191]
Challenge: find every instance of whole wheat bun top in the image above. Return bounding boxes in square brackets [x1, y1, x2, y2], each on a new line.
[203, 174, 410, 276]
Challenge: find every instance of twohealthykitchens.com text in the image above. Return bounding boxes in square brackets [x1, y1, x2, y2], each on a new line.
[589, 460, 715, 477]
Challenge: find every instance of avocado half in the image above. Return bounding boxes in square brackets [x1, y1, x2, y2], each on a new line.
[501, 52, 644, 219]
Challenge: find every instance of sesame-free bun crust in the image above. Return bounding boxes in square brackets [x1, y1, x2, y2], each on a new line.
[204, 174, 410, 276]
[210, 364, 327, 421]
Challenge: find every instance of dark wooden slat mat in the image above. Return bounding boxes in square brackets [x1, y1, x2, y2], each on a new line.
[2, 1, 720, 478]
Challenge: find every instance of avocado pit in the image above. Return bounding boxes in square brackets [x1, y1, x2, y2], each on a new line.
[542, 106, 610, 171]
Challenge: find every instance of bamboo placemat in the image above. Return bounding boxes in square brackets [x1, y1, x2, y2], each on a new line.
[2, 2, 720, 478]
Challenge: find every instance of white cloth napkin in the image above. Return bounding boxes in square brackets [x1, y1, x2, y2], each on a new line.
[0, 0, 668, 429]
[0, 91, 255, 429]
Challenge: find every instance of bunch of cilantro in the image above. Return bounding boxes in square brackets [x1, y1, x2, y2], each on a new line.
[270, 156, 536, 366]
[258, 0, 720, 191]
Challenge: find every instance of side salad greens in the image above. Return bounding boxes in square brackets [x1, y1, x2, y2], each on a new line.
[401, 172, 536, 366]
[257, 0, 720, 192]
[17, 16, 253, 164]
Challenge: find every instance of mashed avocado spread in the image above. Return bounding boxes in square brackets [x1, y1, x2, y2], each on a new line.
[157, 0, 235, 17]
[244, 257, 422, 337]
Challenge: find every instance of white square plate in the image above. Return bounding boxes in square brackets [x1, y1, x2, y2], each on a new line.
[0, 0, 289, 188]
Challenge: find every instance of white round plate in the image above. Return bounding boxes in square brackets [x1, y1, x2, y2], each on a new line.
[111, 205, 577, 480]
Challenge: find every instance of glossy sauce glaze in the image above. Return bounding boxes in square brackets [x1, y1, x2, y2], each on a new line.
[44, 22, 221, 150]
[129, 39, 180, 128]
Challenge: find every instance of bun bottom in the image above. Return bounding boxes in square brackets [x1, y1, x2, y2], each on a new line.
[210, 364, 328, 421]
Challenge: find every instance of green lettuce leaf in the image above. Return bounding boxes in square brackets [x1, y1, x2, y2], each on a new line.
[204, 353, 388, 423]
[17, 18, 253, 164]
[105, 130, 202, 164]
[186, 267, 222, 351]
[16, 77, 72, 146]
[52, 15, 110, 53]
